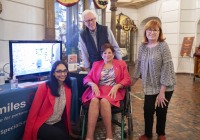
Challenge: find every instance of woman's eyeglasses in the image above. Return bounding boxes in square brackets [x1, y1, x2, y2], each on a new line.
[55, 69, 68, 74]
[146, 29, 159, 33]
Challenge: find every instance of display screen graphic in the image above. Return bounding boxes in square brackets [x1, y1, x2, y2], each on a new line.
[9, 40, 62, 80]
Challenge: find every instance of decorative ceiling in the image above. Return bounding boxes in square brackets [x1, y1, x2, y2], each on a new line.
[117, 0, 158, 9]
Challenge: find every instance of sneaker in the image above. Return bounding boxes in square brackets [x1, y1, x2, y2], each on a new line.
[157, 135, 166, 140]
[139, 134, 152, 140]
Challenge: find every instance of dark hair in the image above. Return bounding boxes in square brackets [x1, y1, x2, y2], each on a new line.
[101, 43, 115, 55]
[46, 60, 71, 97]
[142, 19, 166, 44]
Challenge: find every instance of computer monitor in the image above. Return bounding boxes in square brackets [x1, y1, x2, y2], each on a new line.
[9, 40, 62, 81]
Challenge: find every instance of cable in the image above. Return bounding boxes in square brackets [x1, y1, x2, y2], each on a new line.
[3, 63, 10, 75]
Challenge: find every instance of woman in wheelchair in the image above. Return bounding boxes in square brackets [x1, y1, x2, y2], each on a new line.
[82, 43, 131, 140]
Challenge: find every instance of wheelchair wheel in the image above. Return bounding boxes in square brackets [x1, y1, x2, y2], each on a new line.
[127, 93, 133, 135]
[128, 114, 133, 135]
[80, 106, 87, 139]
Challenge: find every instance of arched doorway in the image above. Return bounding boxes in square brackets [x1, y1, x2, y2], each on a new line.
[135, 17, 161, 56]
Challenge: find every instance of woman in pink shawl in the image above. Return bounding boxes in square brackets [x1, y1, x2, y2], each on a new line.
[82, 43, 131, 140]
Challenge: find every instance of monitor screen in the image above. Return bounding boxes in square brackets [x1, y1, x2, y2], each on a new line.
[9, 40, 62, 81]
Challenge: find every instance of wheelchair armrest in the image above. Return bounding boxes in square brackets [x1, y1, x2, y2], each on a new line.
[124, 86, 131, 110]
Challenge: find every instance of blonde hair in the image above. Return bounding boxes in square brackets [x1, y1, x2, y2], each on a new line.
[142, 19, 166, 44]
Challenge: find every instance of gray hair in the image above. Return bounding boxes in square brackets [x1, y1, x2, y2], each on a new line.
[82, 9, 97, 20]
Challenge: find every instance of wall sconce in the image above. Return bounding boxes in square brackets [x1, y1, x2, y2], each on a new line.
[0, 1, 2, 14]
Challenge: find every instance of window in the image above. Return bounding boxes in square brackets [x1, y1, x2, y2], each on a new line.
[55, 0, 102, 63]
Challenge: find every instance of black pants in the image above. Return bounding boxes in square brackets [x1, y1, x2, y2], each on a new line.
[38, 121, 69, 140]
[144, 91, 173, 137]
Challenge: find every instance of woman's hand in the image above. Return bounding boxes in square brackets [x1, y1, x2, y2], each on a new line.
[90, 83, 100, 96]
[131, 77, 138, 86]
[157, 85, 168, 108]
[108, 84, 122, 99]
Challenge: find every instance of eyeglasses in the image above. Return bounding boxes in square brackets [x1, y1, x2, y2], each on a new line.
[146, 29, 160, 33]
[55, 69, 68, 74]
[84, 18, 96, 23]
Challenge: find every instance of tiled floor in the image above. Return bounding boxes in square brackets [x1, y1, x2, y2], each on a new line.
[130, 74, 200, 140]
[78, 74, 200, 140]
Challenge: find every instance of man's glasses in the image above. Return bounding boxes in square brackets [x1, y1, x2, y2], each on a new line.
[146, 29, 159, 33]
[84, 18, 96, 23]
[55, 69, 68, 74]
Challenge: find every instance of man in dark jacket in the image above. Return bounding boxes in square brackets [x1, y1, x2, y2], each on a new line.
[79, 9, 122, 71]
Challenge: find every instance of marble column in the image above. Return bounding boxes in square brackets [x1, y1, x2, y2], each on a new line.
[82, 0, 89, 29]
[0, 1, 2, 14]
[84, 0, 89, 9]
[110, 0, 117, 38]
[102, 9, 106, 26]
[130, 24, 137, 64]
[116, 19, 122, 47]
[130, 29, 134, 64]
[45, 0, 55, 40]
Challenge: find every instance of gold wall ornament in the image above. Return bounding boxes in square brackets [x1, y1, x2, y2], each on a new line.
[180, 37, 195, 57]
[115, 13, 137, 63]
[0, 1, 2, 14]
[56, 0, 80, 7]
[93, 0, 108, 9]
[116, 13, 137, 32]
